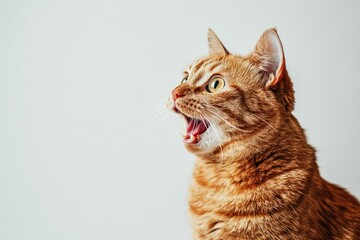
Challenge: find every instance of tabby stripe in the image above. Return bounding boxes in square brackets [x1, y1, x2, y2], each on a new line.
[231, 85, 272, 116]
[221, 106, 258, 129]
[191, 58, 213, 76]
[189, 202, 208, 216]
[190, 169, 310, 222]
[194, 171, 221, 189]
[190, 71, 204, 85]
[199, 59, 218, 71]
[262, 166, 303, 184]
[191, 59, 206, 72]
[252, 149, 284, 167]
[190, 200, 283, 218]
[209, 61, 222, 71]
[231, 85, 257, 114]
[210, 138, 239, 156]
[192, 59, 221, 84]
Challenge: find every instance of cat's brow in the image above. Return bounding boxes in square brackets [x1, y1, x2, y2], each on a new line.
[189, 59, 210, 84]
[191, 71, 205, 84]
[190, 58, 212, 75]
[208, 61, 221, 71]
[191, 59, 206, 72]
[191, 61, 222, 85]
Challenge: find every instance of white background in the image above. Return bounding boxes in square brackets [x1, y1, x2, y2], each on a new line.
[1, 0, 359, 239]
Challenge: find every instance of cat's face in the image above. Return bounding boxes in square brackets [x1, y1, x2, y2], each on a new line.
[168, 29, 294, 157]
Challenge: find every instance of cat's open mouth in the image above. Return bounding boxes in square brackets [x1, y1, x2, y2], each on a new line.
[182, 115, 210, 144]
[172, 105, 209, 144]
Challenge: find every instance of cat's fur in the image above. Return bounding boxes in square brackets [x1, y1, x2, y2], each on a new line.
[168, 28, 360, 239]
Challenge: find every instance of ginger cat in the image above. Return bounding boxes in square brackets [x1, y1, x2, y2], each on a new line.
[168, 28, 360, 239]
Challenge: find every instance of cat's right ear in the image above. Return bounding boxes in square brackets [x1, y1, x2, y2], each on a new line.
[250, 28, 286, 88]
[208, 29, 229, 56]
[250, 28, 295, 112]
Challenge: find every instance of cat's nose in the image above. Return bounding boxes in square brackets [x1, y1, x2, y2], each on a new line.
[172, 88, 185, 101]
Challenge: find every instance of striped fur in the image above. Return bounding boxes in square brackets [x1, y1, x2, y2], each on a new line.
[169, 29, 360, 239]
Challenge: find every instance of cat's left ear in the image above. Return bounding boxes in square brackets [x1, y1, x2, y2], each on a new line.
[208, 29, 229, 56]
[250, 28, 285, 88]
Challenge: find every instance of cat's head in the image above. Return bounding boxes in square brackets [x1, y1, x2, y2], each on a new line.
[168, 28, 294, 158]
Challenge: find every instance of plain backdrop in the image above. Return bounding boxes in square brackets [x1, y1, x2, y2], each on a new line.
[0, 0, 359, 239]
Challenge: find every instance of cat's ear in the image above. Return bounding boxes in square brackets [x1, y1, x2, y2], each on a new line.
[250, 28, 285, 88]
[208, 29, 229, 56]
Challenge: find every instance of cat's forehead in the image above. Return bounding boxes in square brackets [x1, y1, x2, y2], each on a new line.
[187, 56, 223, 73]
[185, 55, 247, 86]
[185, 56, 227, 86]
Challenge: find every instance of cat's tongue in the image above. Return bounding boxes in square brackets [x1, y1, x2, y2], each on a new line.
[184, 119, 208, 144]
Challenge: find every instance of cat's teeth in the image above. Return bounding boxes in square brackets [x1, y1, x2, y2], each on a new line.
[183, 134, 201, 144]
[190, 134, 196, 142]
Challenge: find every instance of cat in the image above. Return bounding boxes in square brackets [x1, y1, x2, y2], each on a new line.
[168, 28, 360, 239]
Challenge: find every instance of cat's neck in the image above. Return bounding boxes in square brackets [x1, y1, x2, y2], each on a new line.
[194, 113, 318, 190]
[200, 113, 304, 159]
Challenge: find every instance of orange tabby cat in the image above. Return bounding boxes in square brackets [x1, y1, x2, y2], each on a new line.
[168, 28, 360, 239]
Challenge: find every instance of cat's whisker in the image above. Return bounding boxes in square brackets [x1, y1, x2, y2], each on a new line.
[227, 131, 247, 160]
[151, 98, 169, 103]
[252, 113, 278, 132]
[145, 107, 169, 127]
[205, 107, 252, 133]
[205, 115, 242, 161]
[152, 100, 168, 104]
[197, 110, 226, 164]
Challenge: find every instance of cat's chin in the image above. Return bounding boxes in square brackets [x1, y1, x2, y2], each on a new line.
[183, 120, 227, 155]
[172, 107, 225, 152]
[183, 131, 207, 145]
[183, 127, 223, 156]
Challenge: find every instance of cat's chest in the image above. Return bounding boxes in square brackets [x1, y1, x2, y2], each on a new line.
[189, 208, 302, 240]
[190, 212, 281, 240]
[188, 178, 302, 239]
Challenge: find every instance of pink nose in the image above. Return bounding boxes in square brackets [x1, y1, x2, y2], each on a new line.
[172, 88, 185, 101]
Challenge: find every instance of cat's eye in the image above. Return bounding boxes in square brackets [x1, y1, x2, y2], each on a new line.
[181, 77, 188, 84]
[206, 77, 225, 93]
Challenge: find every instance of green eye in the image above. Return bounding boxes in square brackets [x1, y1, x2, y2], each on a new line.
[181, 77, 188, 84]
[206, 77, 225, 93]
